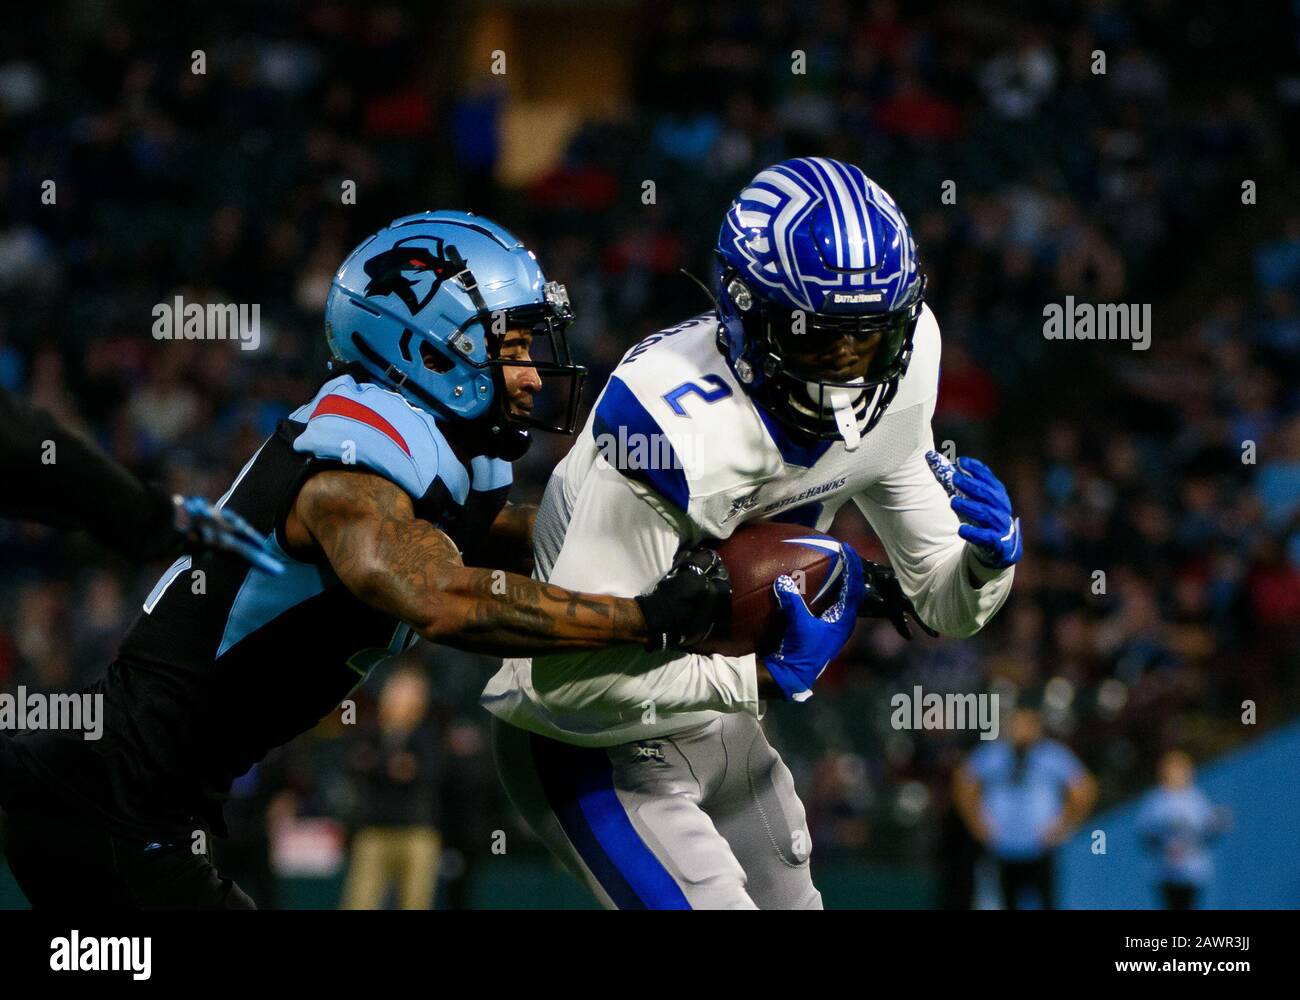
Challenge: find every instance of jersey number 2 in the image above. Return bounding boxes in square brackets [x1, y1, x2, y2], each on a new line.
[663, 375, 732, 416]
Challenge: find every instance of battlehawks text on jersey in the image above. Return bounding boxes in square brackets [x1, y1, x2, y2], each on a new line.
[0, 372, 510, 837]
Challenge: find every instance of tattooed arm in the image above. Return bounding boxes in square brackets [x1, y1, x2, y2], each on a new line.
[286, 469, 648, 654]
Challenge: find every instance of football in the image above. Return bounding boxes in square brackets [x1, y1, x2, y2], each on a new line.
[690, 522, 848, 657]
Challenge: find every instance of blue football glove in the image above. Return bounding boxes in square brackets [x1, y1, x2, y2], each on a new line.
[175, 495, 285, 575]
[925, 451, 1022, 570]
[763, 542, 864, 702]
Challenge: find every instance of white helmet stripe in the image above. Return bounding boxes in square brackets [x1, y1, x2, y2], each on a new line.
[740, 186, 781, 207]
[812, 156, 868, 280]
[838, 160, 877, 268]
[840, 161, 876, 288]
[800, 158, 843, 269]
[763, 165, 818, 310]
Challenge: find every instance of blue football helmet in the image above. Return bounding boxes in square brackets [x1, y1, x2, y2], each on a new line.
[715, 158, 925, 448]
[326, 210, 586, 458]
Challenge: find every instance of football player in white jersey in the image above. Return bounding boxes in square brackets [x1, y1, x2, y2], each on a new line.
[482, 158, 1022, 909]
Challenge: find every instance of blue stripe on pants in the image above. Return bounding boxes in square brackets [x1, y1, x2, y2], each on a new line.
[529, 732, 691, 910]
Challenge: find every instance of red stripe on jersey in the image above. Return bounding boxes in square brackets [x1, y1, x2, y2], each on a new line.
[309, 394, 411, 456]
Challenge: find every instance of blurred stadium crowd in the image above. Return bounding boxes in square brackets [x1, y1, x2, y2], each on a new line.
[1, 0, 1297, 906]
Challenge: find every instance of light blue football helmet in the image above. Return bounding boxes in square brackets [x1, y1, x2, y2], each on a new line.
[714, 158, 925, 445]
[325, 210, 585, 456]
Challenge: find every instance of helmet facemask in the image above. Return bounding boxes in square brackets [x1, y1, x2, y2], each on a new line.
[720, 268, 925, 449]
[444, 258, 587, 459]
[475, 287, 587, 439]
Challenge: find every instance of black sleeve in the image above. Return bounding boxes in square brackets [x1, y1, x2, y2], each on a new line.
[0, 388, 177, 561]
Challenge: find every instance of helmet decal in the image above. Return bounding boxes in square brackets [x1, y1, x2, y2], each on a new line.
[361, 237, 456, 316]
[719, 157, 919, 313]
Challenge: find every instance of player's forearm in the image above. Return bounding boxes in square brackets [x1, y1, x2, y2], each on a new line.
[344, 529, 647, 653]
[412, 565, 648, 654]
[853, 491, 1013, 638]
[301, 470, 647, 654]
[923, 542, 1015, 636]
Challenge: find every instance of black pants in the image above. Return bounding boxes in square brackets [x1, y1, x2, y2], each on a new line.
[1160, 881, 1199, 911]
[998, 855, 1055, 910]
[1, 804, 255, 910]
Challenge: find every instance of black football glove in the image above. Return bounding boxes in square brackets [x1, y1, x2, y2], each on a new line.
[636, 547, 732, 652]
[859, 560, 936, 640]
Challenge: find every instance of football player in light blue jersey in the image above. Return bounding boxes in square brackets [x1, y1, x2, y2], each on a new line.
[0, 211, 738, 910]
[484, 159, 1024, 909]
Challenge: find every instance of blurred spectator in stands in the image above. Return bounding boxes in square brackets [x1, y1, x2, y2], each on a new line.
[1136, 749, 1230, 910]
[340, 663, 443, 910]
[954, 705, 1097, 909]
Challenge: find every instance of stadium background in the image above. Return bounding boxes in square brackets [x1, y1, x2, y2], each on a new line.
[1, 0, 1298, 907]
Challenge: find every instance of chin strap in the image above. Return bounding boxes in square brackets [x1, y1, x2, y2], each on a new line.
[827, 387, 861, 451]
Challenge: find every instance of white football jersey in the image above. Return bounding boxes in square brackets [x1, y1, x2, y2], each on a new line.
[481, 305, 1014, 746]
